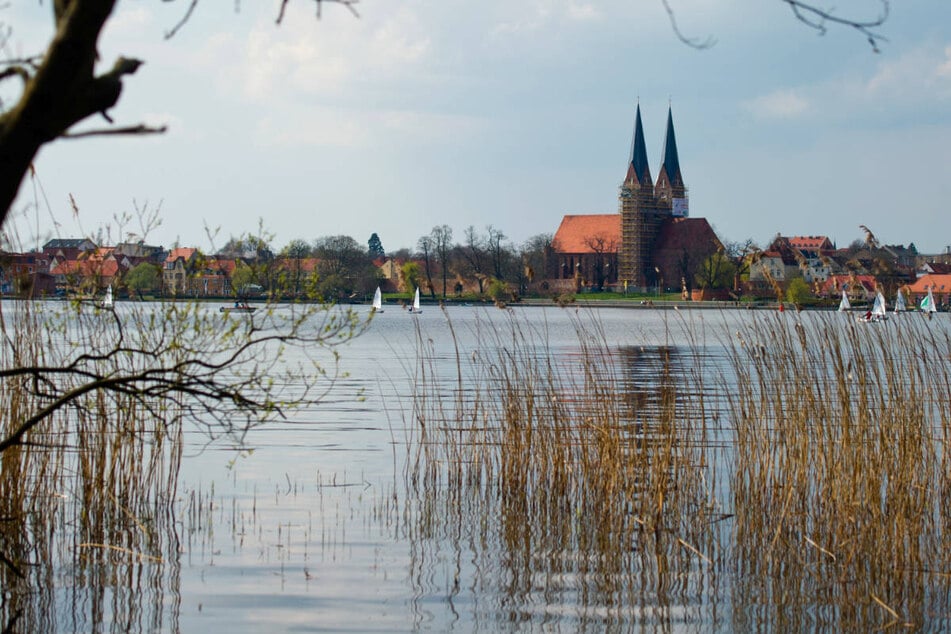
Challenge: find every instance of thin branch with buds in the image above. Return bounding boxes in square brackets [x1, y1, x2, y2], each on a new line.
[782, 0, 889, 52]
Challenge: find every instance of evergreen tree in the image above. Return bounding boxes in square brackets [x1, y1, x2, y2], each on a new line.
[367, 233, 385, 258]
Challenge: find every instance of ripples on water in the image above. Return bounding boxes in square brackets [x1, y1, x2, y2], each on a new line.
[8, 303, 951, 632]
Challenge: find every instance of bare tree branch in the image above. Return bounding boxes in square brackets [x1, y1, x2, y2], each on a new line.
[782, 0, 889, 52]
[61, 124, 168, 139]
[660, 0, 716, 50]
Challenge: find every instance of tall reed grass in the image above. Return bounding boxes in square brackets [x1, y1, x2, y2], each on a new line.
[1, 299, 182, 632]
[726, 312, 951, 631]
[399, 307, 951, 630]
[401, 307, 725, 628]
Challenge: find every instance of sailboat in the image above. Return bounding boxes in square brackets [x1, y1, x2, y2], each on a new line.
[894, 290, 906, 313]
[859, 292, 887, 323]
[371, 287, 384, 313]
[837, 290, 850, 312]
[408, 287, 422, 314]
[98, 285, 114, 309]
[920, 288, 937, 317]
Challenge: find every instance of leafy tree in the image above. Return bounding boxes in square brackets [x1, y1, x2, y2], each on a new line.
[785, 277, 813, 307]
[313, 235, 376, 300]
[367, 233, 385, 258]
[401, 261, 421, 295]
[230, 260, 256, 297]
[695, 250, 736, 290]
[124, 262, 161, 298]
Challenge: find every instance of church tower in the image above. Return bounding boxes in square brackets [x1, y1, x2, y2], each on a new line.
[618, 104, 674, 287]
[654, 106, 689, 217]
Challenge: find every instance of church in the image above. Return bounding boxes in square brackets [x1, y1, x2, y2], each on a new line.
[550, 104, 722, 293]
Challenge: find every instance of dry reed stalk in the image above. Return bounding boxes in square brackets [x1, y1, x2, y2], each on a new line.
[726, 312, 950, 631]
[401, 307, 723, 623]
[1, 299, 184, 632]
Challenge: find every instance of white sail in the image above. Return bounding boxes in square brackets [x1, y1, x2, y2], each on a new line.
[410, 287, 422, 314]
[894, 291, 906, 312]
[871, 292, 887, 318]
[101, 285, 113, 308]
[838, 290, 850, 312]
[921, 288, 937, 313]
[371, 287, 383, 312]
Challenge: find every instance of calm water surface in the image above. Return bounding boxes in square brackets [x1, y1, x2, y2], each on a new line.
[175, 305, 744, 632]
[24, 302, 950, 632]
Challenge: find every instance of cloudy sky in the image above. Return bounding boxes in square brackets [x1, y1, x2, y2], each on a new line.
[4, 0, 951, 254]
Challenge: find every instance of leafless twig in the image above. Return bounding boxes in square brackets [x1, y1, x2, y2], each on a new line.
[782, 0, 889, 52]
[62, 124, 168, 139]
[660, 0, 716, 49]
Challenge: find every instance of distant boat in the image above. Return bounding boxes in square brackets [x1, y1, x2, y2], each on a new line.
[408, 287, 422, 314]
[98, 285, 113, 309]
[837, 290, 850, 312]
[894, 291, 906, 313]
[859, 292, 888, 323]
[371, 287, 384, 313]
[920, 288, 937, 316]
[220, 301, 256, 314]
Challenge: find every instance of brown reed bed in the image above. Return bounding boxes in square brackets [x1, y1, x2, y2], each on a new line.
[1, 299, 183, 633]
[726, 311, 951, 631]
[400, 307, 726, 627]
[398, 307, 951, 630]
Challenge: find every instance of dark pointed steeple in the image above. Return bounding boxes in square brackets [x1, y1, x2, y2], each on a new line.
[656, 106, 684, 194]
[624, 104, 652, 187]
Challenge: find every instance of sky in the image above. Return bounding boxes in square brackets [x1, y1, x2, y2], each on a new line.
[3, 0, 951, 255]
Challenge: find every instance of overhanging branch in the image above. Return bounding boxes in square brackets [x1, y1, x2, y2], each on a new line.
[782, 0, 889, 52]
[62, 124, 168, 139]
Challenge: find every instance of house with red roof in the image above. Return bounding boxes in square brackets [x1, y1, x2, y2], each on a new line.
[163, 247, 199, 296]
[50, 247, 120, 295]
[905, 274, 951, 310]
[819, 274, 878, 301]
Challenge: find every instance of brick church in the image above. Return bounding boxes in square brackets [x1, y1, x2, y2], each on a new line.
[550, 104, 722, 293]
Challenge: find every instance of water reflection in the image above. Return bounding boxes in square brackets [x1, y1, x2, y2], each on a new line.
[8, 304, 951, 631]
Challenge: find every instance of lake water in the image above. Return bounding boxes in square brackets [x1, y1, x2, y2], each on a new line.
[174, 305, 743, 633]
[8, 302, 951, 632]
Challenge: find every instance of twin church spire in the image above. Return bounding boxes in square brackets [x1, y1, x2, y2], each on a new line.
[624, 103, 684, 199]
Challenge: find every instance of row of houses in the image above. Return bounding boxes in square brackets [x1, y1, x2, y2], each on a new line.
[0, 239, 273, 298]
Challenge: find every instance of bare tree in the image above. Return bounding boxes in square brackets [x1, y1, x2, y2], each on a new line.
[0, 298, 363, 455]
[460, 225, 489, 294]
[0, 1, 358, 229]
[416, 234, 436, 299]
[429, 225, 453, 299]
[486, 225, 508, 281]
[582, 235, 617, 291]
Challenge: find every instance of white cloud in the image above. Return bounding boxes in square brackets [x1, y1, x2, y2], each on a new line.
[742, 89, 810, 119]
[935, 45, 951, 78]
[863, 42, 951, 100]
[239, 7, 431, 101]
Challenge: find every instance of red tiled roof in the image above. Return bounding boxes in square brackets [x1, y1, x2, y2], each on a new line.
[906, 274, 951, 294]
[654, 217, 721, 252]
[51, 258, 120, 277]
[552, 215, 620, 254]
[787, 236, 833, 251]
[166, 247, 197, 263]
[819, 274, 876, 294]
